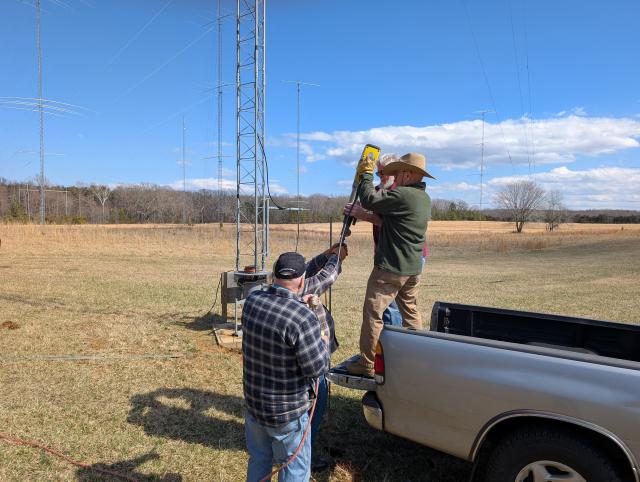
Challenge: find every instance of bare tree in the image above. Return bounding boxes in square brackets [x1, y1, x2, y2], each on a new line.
[545, 189, 568, 232]
[91, 185, 111, 223]
[494, 180, 546, 233]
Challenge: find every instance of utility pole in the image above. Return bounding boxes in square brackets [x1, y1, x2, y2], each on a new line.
[283, 80, 319, 251]
[296, 83, 300, 217]
[35, 0, 45, 225]
[26, 184, 31, 221]
[217, 0, 224, 228]
[475, 109, 494, 213]
[182, 116, 187, 224]
[204, 0, 234, 229]
[480, 111, 485, 212]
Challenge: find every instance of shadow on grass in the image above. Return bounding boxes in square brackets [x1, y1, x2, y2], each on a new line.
[76, 451, 182, 481]
[127, 388, 244, 450]
[154, 312, 222, 331]
[314, 393, 472, 482]
[126, 388, 471, 481]
[157, 311, 226, 332]
[183, 312, 225, 332]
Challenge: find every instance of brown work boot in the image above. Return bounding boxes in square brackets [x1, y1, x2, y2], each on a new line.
[345, 357, 374, 378]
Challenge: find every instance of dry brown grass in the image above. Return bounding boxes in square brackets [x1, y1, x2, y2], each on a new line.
[0, 222, 639, 481]
[3, 221, 636, 257]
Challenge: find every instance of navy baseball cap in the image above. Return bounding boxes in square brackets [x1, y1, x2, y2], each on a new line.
[273, 252, 306, 280]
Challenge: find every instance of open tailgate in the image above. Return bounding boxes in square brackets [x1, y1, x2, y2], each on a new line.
[327, 355, 377, 391]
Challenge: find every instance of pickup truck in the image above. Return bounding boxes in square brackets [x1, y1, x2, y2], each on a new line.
[328, 301, 640, 482]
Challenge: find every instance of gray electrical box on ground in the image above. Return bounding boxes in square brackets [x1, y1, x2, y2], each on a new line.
[219, 270, 272, 335]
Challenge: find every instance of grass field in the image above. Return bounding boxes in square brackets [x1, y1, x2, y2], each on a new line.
[1, 222, 639, 481]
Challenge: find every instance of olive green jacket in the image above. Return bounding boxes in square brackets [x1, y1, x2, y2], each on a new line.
[358, 172, 431, 276]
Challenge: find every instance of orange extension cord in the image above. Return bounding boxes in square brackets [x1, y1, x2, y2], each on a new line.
[258, 379, 321, 482]
[0, 431, 139, 482]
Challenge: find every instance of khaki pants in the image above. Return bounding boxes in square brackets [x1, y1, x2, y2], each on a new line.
[359, 266, 422, 365]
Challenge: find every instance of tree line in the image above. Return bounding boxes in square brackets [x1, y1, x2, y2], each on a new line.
[1, 178, 638, 228]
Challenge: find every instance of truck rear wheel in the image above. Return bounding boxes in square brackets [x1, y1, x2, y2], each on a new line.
[484, 427, 623, 482]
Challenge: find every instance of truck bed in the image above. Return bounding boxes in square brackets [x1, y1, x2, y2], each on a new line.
[329, 302, 640, 390]
[327, 302, 640, 477]
[430, 302, 640, 362]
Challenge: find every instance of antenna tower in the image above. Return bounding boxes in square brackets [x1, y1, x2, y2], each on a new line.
[217, 0, 224, 228]
[35, 0, 45, 225]
[215, 0, 269, 343]
[235, 0, 266, 272]
[476, 109, 493, 213]
[182, 117, 187, 224]
[283, 80, 319, 252]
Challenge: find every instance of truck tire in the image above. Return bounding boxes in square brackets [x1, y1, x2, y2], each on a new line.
[484, 427, 623, 482]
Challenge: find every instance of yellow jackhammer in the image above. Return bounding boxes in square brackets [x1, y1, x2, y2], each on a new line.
[338, 144, 381, 246]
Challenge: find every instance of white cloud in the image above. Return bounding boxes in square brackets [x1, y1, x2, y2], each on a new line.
[271, 135, 326, 163]
[299, 141, 325, 163]
[428, 181, 480, 193]
[169, 177, 288, 194]
[298, 113, 640, 171]
[169, 177, 235, 191]
[488, 166, 640, 209]
[301, 131, 333, 142]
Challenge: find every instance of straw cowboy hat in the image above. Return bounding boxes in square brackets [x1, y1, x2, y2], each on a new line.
[382, 152, 436, 179]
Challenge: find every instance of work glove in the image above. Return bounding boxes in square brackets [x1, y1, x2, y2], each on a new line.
[355, 152, 376, 179]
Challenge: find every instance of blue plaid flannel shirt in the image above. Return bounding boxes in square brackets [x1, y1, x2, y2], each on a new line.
[242, 284, 329, 427]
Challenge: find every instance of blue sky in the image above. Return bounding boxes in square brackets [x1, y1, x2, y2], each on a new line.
[1, 0, 639, 209]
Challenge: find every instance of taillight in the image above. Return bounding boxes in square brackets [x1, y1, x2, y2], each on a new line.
[374, 341, 384, 384]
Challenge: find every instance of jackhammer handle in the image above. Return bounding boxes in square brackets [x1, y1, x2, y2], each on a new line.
[341, 215, 354, 239]
[340, 184, 359, 240]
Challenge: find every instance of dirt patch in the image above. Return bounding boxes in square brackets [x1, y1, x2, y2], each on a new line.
[194, 336, 218, 354]
[217, 344, 243, 358]
[1, 321, 19, 330]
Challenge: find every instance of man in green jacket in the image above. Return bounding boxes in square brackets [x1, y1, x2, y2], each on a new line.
[346, 152, 433, 377]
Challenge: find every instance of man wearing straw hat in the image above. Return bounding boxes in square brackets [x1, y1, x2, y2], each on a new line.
[345, 152, 434, 377]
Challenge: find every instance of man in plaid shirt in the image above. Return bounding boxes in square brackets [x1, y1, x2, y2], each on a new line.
[243, 251, 329, 482]
[303, 244, 347, 473]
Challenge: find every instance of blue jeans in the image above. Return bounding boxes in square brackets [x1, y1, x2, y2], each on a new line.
[245, 410, 311, 482]
[382, 300, 402, 326]
[310, 374, 328, 447]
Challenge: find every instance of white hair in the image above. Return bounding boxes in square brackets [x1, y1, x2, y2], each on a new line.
[377, 153, 397, 189]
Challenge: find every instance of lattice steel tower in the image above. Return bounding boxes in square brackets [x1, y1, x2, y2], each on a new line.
[235, 0, 266, 272]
